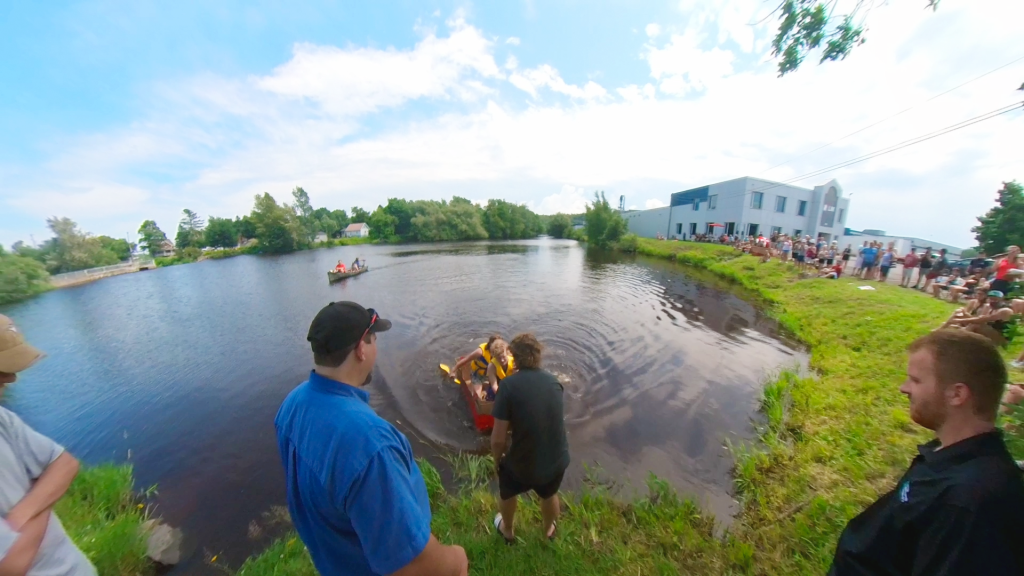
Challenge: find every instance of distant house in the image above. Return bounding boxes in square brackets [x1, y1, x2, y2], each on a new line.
[154, 240, 175, 258]
[314, 232, 329, 244]
[343, 223, 370, 238]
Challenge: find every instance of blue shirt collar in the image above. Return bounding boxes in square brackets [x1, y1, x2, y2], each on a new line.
[307, 370, 370, 404]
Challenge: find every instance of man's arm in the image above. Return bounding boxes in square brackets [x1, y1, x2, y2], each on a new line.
[5, 453, 78, 531]
[0, 510, 50, 576]
[490, 418, 510, 471]
[953, 308, 1014, 326]
[390, 535, 467, 576]
[345, 446, 466, 576]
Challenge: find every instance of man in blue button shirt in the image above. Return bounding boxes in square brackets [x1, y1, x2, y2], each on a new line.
[275, 302, 468, 576]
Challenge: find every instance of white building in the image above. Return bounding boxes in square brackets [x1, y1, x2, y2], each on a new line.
[624, 177, 851, 245]
[343, 223, 370, 238]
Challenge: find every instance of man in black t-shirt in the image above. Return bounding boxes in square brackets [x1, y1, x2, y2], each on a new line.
[490, 333, 570, 543]
[829, 330, 1024, 575]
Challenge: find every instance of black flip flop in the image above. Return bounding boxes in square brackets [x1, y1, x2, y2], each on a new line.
[493, 513, 515, 545]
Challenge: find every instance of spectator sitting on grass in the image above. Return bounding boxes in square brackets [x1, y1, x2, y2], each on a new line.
[819, 262, 844, 279]
[930, 268, 964, 299]
[940, 290, 1015, 347]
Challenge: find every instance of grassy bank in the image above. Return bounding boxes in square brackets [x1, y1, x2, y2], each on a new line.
[57, 464, 151, 575]
[232, 238, 965, 575]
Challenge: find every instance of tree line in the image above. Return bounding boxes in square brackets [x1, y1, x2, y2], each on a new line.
[132, 188, 559, 261]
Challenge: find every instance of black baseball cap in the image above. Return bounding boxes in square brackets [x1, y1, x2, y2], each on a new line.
[307, 302, 392, 355]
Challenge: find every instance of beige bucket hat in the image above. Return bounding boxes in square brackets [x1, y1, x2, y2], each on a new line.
[0, 315, 44, 373]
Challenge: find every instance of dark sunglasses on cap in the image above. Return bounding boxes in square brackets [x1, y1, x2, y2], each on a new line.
[360, 309, 378, 342]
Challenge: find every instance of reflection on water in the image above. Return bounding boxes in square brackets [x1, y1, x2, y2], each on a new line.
[0, 239, 804, 574]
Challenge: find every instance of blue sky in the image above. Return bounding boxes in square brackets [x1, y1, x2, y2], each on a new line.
[1, 0, 1021, 248]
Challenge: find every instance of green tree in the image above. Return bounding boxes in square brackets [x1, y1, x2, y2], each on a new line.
[329, 209, 351, 236]
[292, 186, 317, 243]
[771, 1, 940, 76]
[383, 198, 416, 238]
[250, 193, 301, 253]
[204, 217, 238, 249]
[0, 250, 51, 305]
[235, 216, 257, 240]
[547, 213, 573, 239]
[350, 206, 371, 224]
[584, 191, 627, 249]
[96, 236, 132, 261]
[319, 216, 339, 239]
[972, 181, 1024, 255]
[11, 240, 52, 264]
[176, 209, 205, 249]
[44, 217, 119, 274]
[367, 207, 398, 241]
[138, 220, 169, 256]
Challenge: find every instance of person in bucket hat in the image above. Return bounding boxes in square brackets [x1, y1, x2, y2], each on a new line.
[0, 314, 96, 576]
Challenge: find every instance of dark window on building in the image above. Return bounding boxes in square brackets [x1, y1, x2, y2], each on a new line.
[689, 223, 697, 236]
[798, 200, 808, 216]
[747, 223, 759, 237]
[676, 223, 682, 235]
[775, 196, 787, 213]
[751, 192, 763, 210]
[708, 195, 717, 210]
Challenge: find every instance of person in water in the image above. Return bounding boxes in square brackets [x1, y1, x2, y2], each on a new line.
[483, 339, 515, 401]
[449, 335, 513, 400]
[334, 260, 347, 273]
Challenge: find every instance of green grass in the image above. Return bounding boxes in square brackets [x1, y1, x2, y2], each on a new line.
[234, 238, 975, 575]
[56, 464, 152, 575]
[77, 238, 997, 575]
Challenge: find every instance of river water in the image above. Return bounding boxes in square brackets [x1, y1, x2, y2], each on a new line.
[0, 239, 803, 573]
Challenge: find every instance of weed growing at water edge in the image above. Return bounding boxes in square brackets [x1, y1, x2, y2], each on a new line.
[56, 464, 151, 576]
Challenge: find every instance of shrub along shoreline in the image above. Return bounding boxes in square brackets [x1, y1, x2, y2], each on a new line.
[67, 239, 977, 575]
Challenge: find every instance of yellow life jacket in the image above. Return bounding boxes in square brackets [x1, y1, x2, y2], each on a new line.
[492, 354, 515, 381]
[471, 342, 492, 376]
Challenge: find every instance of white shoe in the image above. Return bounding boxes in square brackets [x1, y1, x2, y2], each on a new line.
[1011, 360, 1024, 369]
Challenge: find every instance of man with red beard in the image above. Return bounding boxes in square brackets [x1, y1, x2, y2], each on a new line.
[829, 330, 1024, 575]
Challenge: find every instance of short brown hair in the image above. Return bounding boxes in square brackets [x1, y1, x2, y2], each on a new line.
[314, 332, 372, 368]
[908, 330, 1007, 419]
[509, 333, 543, 370]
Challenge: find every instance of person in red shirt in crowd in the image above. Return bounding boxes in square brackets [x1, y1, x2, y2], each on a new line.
[900, 248, 920, 288]
[820, 262, 843, 279]
[990, 245, 1021, 294]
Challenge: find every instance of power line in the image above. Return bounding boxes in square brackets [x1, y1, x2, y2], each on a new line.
[760, 53, 1024, 174]
[767, 102, 1023, 189]
[694, 100, 1022, 205]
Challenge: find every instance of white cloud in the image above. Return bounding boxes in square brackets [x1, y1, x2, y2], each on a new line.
[4, 2, 1023, 250]
[645, 23, 662, 38]
[645, 198, 668, 209]
[504, 55, 519, 70]
[255, 14, 500, 116]
[508, 64, 608, 100]
[506, 36, 521, 45]
[531, 185, 589, 214]
[645, 29, 736, 95]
